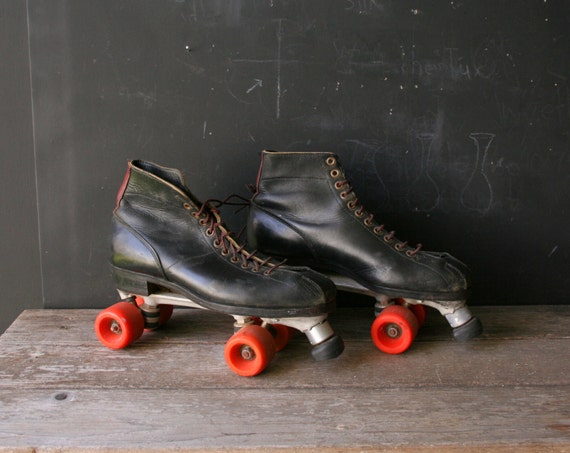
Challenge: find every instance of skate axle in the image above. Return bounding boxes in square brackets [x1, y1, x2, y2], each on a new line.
[109, 321, 122, 335]
[240, 345, 256, 361]
[385, 323, 402, 339]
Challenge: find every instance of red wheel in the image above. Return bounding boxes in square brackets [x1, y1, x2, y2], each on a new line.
[371, 304, 419, 354]
[158, 304, 174, 325]
[134, 296, 174, 329]
[224, 325, 276, 377]
[94, 302, 145, 349]
[408, 304, 427, 327]
[391, 298, 427, 327]
[272, 324, 295, 352]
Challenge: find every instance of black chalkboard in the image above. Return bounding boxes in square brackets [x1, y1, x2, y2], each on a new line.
[24, 0, 569, 309]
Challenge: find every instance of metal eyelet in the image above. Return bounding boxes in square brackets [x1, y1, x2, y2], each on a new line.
[406, 250, 416, 257]
[364, 218, 373, 226]
[183, 202, 192, 210]
[326, 157, 336, 166]
[231, 256, 240, 263]
[347, 201, 356, 210]
[373, 226, 383, 235]
[334, 181, 344, 190]
[213, 239, 222, 247]
[340, 191, 348, 199]
[330, 169, 340, 178]
[199, 218, 208, 226]
[383, 235, 393, 243]
[221, 249, 230, 256]
[395, 243, 405, 251]
[206, 229, 215, 237]
[355, 209, 364, 218]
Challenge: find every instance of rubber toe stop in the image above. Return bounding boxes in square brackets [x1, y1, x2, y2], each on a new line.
[311, 334, 345, 361]
[453, 316, 483, 341]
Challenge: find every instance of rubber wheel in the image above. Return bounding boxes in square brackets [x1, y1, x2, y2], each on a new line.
[135, 296, 174, 328]
[408, 304, 427, 327]
[393, 298, 426, 327]
[224, 325, 276, 377]
[272, 324, 294, 352]
[94, 302, 145, 349]
[371, 304, 419, 354]
[158, 304, 174, 325]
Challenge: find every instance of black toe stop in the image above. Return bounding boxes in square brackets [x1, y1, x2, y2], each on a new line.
[311, 334, 345, 361]
[453, 316, 483, 341]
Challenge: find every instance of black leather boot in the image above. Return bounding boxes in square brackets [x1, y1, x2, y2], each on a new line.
[247, 150, 482, 351]
[99, 160, 343, 374]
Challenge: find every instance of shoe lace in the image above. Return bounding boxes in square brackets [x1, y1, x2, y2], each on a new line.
[192, 196, 286, 274]
[328, 159, 422, 257]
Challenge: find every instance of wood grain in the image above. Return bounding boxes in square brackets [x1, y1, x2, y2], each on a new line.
[0, 306, 569, 452]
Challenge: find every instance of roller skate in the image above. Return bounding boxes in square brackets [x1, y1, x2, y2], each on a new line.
[247, 150, 482, 354]
[94, 160, 344, 376]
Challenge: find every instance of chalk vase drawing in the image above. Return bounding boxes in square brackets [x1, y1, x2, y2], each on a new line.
[408, 133, 441, 212]
[460, 133, 495, 215]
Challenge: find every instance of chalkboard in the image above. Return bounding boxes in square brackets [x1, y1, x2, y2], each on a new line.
[26, 0, 569, 309]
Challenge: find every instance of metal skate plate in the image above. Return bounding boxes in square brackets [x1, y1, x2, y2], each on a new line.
[117, 290, 335, 346]
[327, 274, 474, 327]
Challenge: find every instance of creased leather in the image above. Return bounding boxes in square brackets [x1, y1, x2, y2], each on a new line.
[248, 150, 470, 301]
[111, 160, 336, 317]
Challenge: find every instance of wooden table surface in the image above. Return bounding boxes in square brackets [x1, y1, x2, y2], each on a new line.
[0, 305, 569, 452]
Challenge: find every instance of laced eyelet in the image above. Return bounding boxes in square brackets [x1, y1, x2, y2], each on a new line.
[340, 191, 348, 199]
[206, 229, 215, 237]
[241, 263, 249, 269]
[383, 235, 393, 243]
[330, 169, 340, 178]
[347, 201, 356, 210]
[231, 256, 240, 263]
[374, 226, 384, 235]
[183, 202, 192, 210]
[395, 243, 405, 251]
[221, 249, 230, 256]
[406, 250, 416, 257]
[326, 157, 336, 166]
[355, 209, 364, 218]
[199, 218, 208, 226]
[213, 239, 221, 247]
[364, 218, 373, 226]
[334, 181, 344, 190]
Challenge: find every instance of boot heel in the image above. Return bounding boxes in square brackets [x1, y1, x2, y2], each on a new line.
[112, 267, 153, 296]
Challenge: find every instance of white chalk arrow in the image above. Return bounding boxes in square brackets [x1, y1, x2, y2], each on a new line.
[246, 79, 263, 94]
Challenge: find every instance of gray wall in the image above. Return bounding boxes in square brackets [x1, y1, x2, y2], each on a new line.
[1, 0, 569, 333]
[1, 0, 43, 333]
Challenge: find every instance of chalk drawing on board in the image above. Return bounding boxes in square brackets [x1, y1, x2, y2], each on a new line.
[225, 19, 291, 119]
[407, 133, 441, 212]
[460, 133, 495, 214]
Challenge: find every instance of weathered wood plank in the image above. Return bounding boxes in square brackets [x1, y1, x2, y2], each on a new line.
[1, 307, 569, 390]
[2, 305, 569, 348]
[0, 338, 568, 390]
[1, 307, 569, 452]
[0, 387, 569, 451]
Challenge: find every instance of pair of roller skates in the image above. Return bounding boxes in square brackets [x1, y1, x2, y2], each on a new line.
[95, 153, 482, 376]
